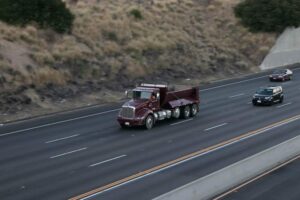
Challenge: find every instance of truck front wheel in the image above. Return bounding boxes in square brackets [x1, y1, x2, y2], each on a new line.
[145, 115, 154, 129]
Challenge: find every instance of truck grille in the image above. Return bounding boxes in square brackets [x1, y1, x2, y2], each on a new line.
[120, 107, 135, 118]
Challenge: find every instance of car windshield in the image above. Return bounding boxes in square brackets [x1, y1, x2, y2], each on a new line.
[273, 69, 286, 74]
[133, 91, 152, 100]
[257, 88, 273, 95]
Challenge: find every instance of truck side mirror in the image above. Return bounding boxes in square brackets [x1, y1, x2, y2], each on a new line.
[156, 93, 160, 99]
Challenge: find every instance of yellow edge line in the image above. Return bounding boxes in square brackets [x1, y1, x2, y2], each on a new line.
[70, 114, 300, 200]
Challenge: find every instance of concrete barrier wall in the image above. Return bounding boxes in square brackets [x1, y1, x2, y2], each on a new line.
[260, 27, 300, 70]
[154, 135, 300, 200]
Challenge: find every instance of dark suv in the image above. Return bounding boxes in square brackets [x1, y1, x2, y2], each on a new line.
[252, 86, 283, 106]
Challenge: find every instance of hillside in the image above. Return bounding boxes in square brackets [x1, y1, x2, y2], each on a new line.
[0, 0, 276, 122]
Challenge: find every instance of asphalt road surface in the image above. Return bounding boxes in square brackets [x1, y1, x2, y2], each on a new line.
[1, 68, 300, 200]
[219, 157, 300, 200]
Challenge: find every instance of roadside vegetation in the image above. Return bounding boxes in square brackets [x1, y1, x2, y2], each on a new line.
[0, 0, 276, 121]
[0, 0, 74, 33]
[235, 0, 300, 33]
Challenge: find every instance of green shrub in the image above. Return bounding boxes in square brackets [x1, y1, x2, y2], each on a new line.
[129, 9, 143, 20]
[234, 0, 300, 33]
[0, 0, 74, 33]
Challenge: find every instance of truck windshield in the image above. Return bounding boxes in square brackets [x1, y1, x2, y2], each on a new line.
[133, 91, 152, 100]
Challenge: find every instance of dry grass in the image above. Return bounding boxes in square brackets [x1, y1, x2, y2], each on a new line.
[0, 0, 276, 115]
[31, 67, 69, 86]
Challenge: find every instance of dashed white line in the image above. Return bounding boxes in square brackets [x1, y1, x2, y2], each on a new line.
[50, 147, 87, 159]
[170, 119, 193, 126]
[0, 109, 120, 137]
[200, 76, 267, 92]
[89, 155, 127, 167]
[200, 67, 300, 92]
[3, 68, 300, 138]
[71, 114, 300, 200]
[45, 134, 80, 144]
[277, 102, 292, 108]
[229, 93, 245, 98]
[205, 123, 228, 131]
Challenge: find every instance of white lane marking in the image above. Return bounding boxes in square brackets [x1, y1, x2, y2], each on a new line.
[203, 67, 300, 92]
[205, 123, 228, 131]
[50, 147, 87, 159]
[0, 109, 120, 137]
[78, 115, 300, 199]
[213, 154, 300, 200]
[247, 102, 252, 105]
[170, 119, 193, 126]
[45, 134, 80, 144]
[81, 116, 300, 200]
[89, 155, 127, 167]
[229, 93, 245, 98]
[277, 102, 292, 108]
[200, 76, 267, 92]
[3, 68, 300, 138]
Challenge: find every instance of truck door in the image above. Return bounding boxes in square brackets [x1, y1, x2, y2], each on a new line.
[149, 92, 160, 111]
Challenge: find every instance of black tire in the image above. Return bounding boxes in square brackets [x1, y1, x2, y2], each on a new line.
[172, 107, 180, 119]
[289, 75, 292, 80]
[181, 105, 191, 119]
[269, 78, 273, 82]
[252, 102, 257, 106]
[279, 96, 284, 103]
[268, 100, 273, 106]
[145, 115, 154, 130]
[190, 104, 198, 117]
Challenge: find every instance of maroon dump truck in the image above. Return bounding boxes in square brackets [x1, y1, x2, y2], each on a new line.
[117, 83, 200, 129]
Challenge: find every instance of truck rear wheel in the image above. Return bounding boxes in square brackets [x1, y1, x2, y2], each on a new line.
[181, 106, 191, 119]
[172, 107, 180, 119]
[191, 104, 198, 117]
[145, 115, 154, 129]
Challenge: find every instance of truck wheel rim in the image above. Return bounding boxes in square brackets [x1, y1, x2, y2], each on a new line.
[147, 117, 153, 128]
[173, 108, 180, 118]
[185, 107, 190, 117]
[192, 106, 197, 115]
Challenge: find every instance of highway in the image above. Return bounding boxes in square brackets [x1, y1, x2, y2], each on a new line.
[1, 67, 300, 200]
[219, 156, 300, 200]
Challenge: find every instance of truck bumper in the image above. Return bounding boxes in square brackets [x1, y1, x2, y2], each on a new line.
[117, 117, 144, 127]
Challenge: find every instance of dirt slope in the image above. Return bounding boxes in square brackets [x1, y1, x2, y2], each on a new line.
[0, 0, 276, 122]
